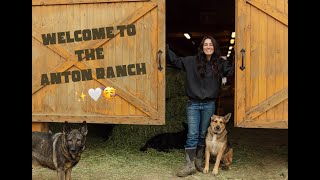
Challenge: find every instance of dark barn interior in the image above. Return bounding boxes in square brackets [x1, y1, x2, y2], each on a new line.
[166, 0, 235, 58]
[165, 0, 236, 116]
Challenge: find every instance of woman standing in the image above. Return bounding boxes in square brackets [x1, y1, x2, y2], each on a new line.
[166, 36, 233, 177]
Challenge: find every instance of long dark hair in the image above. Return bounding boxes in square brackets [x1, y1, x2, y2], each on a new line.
[196, 36, 222, 78]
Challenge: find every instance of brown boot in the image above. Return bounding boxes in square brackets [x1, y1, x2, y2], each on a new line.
[195, 145, 205, 172]
[176, 148, 197, 177]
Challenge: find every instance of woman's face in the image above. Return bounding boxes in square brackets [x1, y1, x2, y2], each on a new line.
[203, 38, 214, 56]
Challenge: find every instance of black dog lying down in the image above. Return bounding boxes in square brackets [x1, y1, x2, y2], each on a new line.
[140, 122, 187, 152]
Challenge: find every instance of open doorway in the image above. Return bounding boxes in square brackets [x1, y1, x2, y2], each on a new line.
[165, 0, 235, 117]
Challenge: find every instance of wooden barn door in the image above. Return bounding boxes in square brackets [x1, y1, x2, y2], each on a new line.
[235, 0, 288, 129]
[32, 0, 166, 125]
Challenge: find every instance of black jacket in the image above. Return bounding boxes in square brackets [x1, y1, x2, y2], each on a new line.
[166, 46, 233, 101]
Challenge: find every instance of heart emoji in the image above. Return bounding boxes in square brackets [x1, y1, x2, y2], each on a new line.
[88, 88, 102, 101]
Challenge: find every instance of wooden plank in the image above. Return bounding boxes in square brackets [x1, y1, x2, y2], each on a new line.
[279, 0, 287, 121]
[114, 2, 124, 116]
[134, 4, 144, 116]
[283, 24, 288, 121]
[284, 0, 288, 16]
[78, 82, 87, 114]
[122, 2, 129, 115]
[32, 0, 149, 6]
[150, 5, 158, 109]
[32, 87, 45, 114]
[55, 5, 68, 114]
[32, 39, 43, 85]
[246, 0, 288, 26]
[245, 87, 288, 120]
[244, 3, 251, 117]
[32, 114, 164, 125]
[66, 76, 74, 114]
[81, 4, 93, 114]
[258, 0, 267, 121]
[32, 122, 49, 132]
[157, 0, 165, 123]
[87, 4, 101, 69]
[234, 0, 247, 126]
[250, 5, 260, 116]
[98, 3, 112, 115]
[128, 2, 137, 115]
[32, 83, 52, 113]
[143, 9, 151, 106]
[237, 119, 287, 129]
[266, 0, 276, 123]
[274, 0, 285, 122]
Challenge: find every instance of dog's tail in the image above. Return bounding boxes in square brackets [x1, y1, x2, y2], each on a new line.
[139, 144, 148, 152]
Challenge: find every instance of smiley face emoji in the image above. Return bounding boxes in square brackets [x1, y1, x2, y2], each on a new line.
[102, 86, 116, 100]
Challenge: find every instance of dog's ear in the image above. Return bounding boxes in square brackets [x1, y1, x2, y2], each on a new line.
[63, 121, 71, 135]
[224, 113, 232, 123]
[211, 114, 217, 121]
[80, 121, 88, 136]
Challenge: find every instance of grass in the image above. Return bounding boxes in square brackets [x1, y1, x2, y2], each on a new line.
[33, 123, 288, 180]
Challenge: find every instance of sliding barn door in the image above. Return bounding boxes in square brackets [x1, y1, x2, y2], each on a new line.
[235, 0, 288, 128]
[32, 0, 166, 125]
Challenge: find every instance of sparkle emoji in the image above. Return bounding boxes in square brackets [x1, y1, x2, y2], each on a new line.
[102, 86, 116, 100]
[80, 92, 86, 101]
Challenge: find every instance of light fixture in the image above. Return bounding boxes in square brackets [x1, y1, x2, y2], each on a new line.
[231, 32, 235, 38]
[184, 33, 191, 39]
[229, 46, 233, 50]
[228, 51, 231, 54]
[230, 39, 235, 44]
[227, 54, 230, 57]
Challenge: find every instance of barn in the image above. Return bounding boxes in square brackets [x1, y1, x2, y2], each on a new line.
[32, 0, 288, 131]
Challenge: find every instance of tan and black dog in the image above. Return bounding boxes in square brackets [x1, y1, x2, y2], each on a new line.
[203, 113, 233, 176]
[32, 121, 88, 180]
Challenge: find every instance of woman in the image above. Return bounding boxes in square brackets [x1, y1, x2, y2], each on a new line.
[166, 36, 233, 177]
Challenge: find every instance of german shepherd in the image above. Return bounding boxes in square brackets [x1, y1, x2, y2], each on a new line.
[32, 121, 88, 180]
[203, 113, 233, 176]
[139, 122, 187, 152]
